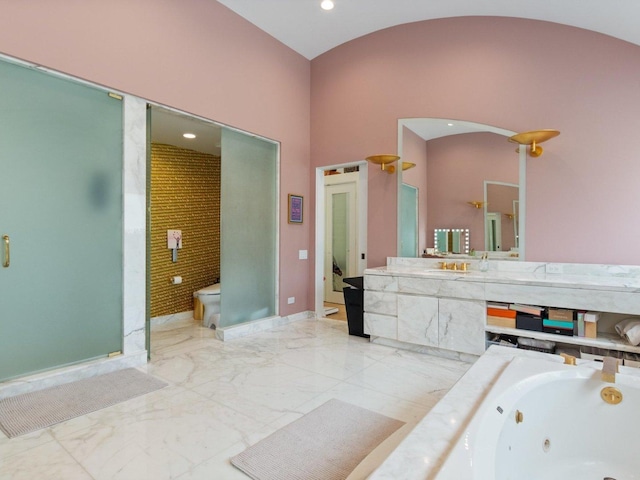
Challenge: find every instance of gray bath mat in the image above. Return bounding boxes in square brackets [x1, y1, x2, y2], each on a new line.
[0, 368, 167, 438]
[231, 398, 405, 480]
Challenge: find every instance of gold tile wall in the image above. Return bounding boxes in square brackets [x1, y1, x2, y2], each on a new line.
[150, 143, 220, 318]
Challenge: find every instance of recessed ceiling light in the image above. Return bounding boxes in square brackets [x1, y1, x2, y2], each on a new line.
[321, 0, 334, 11]
[447, 123, 454, 127]
[183, 133, 196, 139]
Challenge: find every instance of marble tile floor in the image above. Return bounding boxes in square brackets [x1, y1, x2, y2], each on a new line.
[0, 317, 472, 480]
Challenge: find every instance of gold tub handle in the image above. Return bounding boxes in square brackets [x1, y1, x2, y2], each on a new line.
[2, 235, 9, 268]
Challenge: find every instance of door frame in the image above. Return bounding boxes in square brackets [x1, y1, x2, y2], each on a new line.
[315, 162, 367, 318]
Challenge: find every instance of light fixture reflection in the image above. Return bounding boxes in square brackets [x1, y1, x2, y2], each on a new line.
[402, 162, 416, 171]
[321, 0, 334, 10]
[467, 201, 486, 209]
[183, 133, 196, 139]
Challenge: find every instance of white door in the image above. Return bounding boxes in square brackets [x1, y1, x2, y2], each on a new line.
[324, 180, 357, 304]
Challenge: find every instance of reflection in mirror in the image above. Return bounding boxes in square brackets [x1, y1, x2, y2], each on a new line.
[400, 183, 418, 256]
[513, 200, 520, 248]
[397, 118, 524, 259]
[484, 182, 519, 252]
[434, 228, 469, 254]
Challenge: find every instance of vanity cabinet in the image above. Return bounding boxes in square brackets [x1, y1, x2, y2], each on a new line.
[397, 294, 438, 347]
[364, 276, 486, 356]
[396, 295, 486, 355]
[364, 260, 640, 359]
[438, 298, 486, 355]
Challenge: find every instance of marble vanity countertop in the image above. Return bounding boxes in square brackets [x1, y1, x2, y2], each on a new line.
[365, 263, 640, 293]
[368, 346, 567, 479]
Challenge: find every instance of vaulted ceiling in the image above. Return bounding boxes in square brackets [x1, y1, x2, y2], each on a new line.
[217, 0, 640, 59]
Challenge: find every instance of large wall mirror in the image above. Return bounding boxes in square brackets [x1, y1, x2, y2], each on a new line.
[397, 118, 526, 259]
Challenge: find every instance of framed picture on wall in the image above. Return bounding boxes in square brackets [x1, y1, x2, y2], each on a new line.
[288, 194, 303, 224]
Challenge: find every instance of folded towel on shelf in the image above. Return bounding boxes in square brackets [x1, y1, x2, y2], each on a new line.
[615, 318, 640, 346]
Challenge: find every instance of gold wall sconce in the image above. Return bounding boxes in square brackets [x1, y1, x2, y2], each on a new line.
[467, 201, 486, 209]
[366, 154, 400, 174]
[504, 213, 516, 220]
[402, 162, 416, 171]
[508, 129, 560, 157]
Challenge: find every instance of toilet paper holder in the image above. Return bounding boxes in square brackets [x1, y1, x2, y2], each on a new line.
[170, 276, 183, 285]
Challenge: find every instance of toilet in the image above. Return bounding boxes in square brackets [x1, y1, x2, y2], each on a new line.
[194, 283, 221, 329]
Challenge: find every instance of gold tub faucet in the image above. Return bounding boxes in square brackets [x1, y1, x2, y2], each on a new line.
[560, 353, 577, 365]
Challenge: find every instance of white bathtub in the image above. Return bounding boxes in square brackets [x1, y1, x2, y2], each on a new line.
[436, 356, 640, 480]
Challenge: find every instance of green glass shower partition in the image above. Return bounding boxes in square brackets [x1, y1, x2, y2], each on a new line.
[400, 183, 418, 257]
[220, 128, 277, 327]
[331, 191, 348, 293]
[0, 59, 123, 381]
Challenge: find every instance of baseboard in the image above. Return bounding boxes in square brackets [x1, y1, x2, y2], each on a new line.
[216, 310, 315, 341]
[370, 336, 479, 363]
[151, 311, 194, 327]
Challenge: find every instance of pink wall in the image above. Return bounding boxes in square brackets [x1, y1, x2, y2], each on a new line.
[401, 127, 429, 254]
[0, 0, 311, 314]
[4, 10, 640, 317]
[426, 133, 518, 252]
[311, 17, 640, 268]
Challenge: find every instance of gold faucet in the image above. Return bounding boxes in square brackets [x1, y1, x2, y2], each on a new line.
[560, 353, 577, 365]
[602, 356, 619, 383]
[438, 261, 469, 271]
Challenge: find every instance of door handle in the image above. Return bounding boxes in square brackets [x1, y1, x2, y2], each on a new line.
[2, 235, 9, 268]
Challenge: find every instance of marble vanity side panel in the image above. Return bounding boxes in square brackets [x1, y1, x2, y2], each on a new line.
[364, 291, 398, 316]
[122, 95, 147, 356]
[438, 298, 486, 355]
[364, 313, 398, 339]
[397, 295, 439, 347]
[364, 274, 399, 292]
[398, 277, 485, 300]
[397, 277, 440, 295]
[434, 279, 485, 300]
[484, 283, 639, 314]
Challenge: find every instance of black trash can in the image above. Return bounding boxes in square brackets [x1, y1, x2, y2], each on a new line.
[342, 276, 369, 338]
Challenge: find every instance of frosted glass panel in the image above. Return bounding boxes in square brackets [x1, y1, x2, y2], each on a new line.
[220, 129, 277, 326]
[331, 192, 348, 292]
[400, 184, 418, 257]
[0, 59, 123, 381]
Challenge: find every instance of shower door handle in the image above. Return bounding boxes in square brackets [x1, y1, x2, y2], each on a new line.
[2, 235, 9, 268]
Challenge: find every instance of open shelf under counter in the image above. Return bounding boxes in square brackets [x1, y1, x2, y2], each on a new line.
[485, 325, 640, 354]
